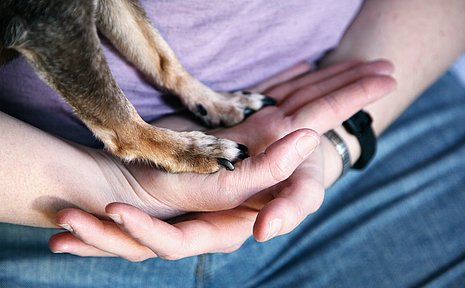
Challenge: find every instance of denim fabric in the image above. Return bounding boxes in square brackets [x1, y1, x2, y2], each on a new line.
[1, 70, 465, 287]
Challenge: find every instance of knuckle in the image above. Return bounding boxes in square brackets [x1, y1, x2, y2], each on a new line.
[268, 158, 290, 183]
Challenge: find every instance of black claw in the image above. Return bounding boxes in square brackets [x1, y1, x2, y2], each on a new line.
[237, 144, 249, 160]
[262, 96, 277, 106]
[242, 90, 252, 95]
[218, 158, 235, 171]
[237, 143, 249, 153]
[196, 104, 208, 116]
[244, 107, 256, 117]
[238, 150, 250, 160]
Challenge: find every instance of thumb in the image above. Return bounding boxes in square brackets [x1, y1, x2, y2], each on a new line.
[217, 129, 320, 208]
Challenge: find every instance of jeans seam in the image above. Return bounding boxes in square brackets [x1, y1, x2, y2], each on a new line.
[195, 255, 207, 288]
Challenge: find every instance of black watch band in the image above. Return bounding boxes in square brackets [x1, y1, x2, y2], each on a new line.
[342, 110, 376, 169]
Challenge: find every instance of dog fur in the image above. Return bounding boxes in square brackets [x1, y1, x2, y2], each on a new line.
[0, 0, 274, 173]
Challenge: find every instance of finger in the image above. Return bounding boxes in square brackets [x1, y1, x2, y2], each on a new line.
[251, 62, 311, 93]
[49, 232, 116, 257]
[253, 153, 324, 242]
[124, 129, 319, 214]
[291, 75, 396, 133]
[280, 60, 394, 114]
[55, 208, 157, 262]
[156, 128, 320, 212]
[106, 203, 255, 260]
[266, 60, 361, 102]
[210, 128, 320, 210]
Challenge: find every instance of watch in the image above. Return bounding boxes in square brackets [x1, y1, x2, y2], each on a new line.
[342, 110, 376, 169]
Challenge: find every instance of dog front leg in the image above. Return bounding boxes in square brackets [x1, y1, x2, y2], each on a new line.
[96, 0, 275, 127]
[1, 1, 246, 173]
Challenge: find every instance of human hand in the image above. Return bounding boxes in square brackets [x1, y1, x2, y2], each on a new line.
[50, 60, 396, 260]
[50, 129, 318, 260]
[121, 60, 394, 216]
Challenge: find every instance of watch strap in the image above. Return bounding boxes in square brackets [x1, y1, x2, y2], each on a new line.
[342, 110, 376, 169]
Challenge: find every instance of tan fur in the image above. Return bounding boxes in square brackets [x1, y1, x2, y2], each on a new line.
[1, 0, 270, 173]
[88, 118, 237, 173]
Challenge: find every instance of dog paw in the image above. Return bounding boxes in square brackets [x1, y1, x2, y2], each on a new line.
[170, 130, 249, 173]
[192, 91, 276, 127]
[112, 126, 249, 173]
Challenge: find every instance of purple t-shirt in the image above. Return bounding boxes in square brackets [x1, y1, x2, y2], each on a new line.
[0, 1, 362, 147]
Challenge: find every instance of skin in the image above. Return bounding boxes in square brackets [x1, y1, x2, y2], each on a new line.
[2, 0, 465, 261]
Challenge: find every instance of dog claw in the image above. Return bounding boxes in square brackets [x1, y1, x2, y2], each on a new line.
[237, 143, 249, 153]
[238, 151, 249, 160]
[218, 158, 235, 171]
[261, 96, 277, 106]
[244, 108, 256, 118]
[196, 104, 208, 116]
[236, 143, 249, 160]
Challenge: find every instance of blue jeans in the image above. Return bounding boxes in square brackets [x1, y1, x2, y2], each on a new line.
[1, 70, 465, 288]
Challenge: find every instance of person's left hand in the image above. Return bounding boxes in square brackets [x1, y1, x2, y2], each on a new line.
[50, 60, 395, 261]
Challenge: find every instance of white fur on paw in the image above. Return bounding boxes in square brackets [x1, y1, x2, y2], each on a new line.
[182, 131, 242, 159]
[174, 130, 249, 170]
[191, 91, 275, 127]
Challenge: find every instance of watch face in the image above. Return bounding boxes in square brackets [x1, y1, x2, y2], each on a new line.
[342, 110, 376, 169]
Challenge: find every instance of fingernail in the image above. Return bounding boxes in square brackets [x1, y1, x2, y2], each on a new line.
[108, 213, 123, 225]
[53, 251, 65, 254]
[58, 223, 74, 232]
[296, 133, 319, 158]
[266, 219, 283, 241]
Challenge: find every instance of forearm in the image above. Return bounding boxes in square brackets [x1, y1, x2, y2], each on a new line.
[0, 109, 220, 228]
[0, 111, 138, 227]
[321, 0, 465, 183]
